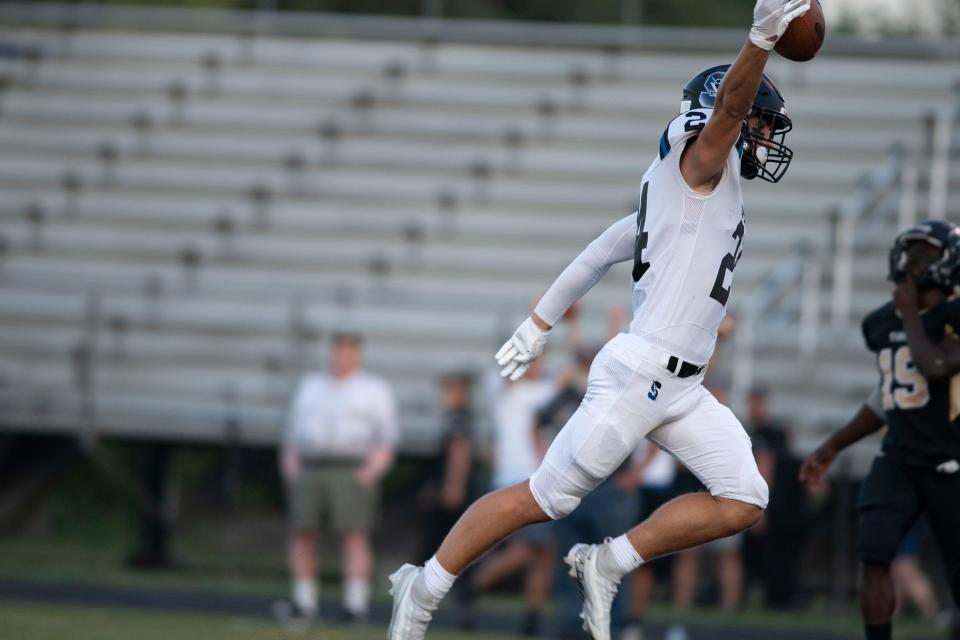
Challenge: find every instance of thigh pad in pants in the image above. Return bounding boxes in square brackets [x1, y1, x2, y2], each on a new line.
[647, 387, 769, 509]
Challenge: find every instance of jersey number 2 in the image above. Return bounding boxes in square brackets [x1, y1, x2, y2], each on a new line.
[878, 345, 930, 410]
[709, 219, 745, 306]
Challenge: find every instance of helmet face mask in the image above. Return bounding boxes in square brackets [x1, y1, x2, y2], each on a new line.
[681, 64, 794, 184]
[741, 107, 793, 183]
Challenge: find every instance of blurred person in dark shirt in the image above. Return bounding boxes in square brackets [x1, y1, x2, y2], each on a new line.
[746, 387, 806, 610]
[419, 372, 476, 563]
[416, 372, 478, 628]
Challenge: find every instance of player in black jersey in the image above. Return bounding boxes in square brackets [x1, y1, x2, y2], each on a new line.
[801, 220, 960, 640]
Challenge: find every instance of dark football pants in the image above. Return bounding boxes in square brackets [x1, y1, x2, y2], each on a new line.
[857, 454, 960, 607]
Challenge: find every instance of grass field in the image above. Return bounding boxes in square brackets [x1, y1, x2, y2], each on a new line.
[1, 601, 529, 640]
[0, 522, 948, 640]
[1, 599, 950, 640]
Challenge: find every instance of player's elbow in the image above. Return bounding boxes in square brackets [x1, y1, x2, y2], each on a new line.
[920, 367, 946, 382]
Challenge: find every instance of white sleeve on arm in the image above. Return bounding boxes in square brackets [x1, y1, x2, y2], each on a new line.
[533, 213, 637, 326]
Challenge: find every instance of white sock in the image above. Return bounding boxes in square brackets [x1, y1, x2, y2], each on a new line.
[292, 578, 318, 614]
[412, 555, 457, 608]
[597, 535, 644, 581]
[343, 578, 370, 615]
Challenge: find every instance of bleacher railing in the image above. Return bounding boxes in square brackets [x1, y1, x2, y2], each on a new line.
[829, 145, 907, 328]
[731, 143, 907, 414]
[833, 83, 960, 330]
[730, 240, 821, 416]
[927, 82, 960, 221]
[731, 80, 960, 417]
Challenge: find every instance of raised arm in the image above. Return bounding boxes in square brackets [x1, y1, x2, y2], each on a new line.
[681, 0, 809, 191]
[495, 213, 635, 381]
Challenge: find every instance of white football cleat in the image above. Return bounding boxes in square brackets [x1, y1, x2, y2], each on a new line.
[387, 564, 434, 640]
[564, 542, 620, 640]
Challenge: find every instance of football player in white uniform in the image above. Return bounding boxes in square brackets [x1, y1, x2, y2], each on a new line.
[387, 1, 810, 638]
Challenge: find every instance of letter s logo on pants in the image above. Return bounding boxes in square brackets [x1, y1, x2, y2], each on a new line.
[648, 380, 662, 401]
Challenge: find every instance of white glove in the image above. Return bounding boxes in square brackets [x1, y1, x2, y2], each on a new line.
[494, 317, 550, 381]
[749, 0, 811, 50]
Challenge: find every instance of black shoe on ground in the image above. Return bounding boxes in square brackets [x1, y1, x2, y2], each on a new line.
[520, 611, 541, 637]
[271, 599, 317, 628]
[339, 607, 369, 627]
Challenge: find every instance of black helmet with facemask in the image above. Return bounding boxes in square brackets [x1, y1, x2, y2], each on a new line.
[681, 64, 794, 184]
[888, 220, 960, 293]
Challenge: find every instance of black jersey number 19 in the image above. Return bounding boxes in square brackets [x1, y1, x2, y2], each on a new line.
[709, 219, 745, 306]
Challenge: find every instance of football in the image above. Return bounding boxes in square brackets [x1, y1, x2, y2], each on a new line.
[775, 0, 826, 62]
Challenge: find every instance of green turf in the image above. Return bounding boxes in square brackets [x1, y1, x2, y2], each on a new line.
[0, 599, 947, 640]
[0, 601, 527, 640]
[0, 535, 287, 596]
[0, 533, 946, 640]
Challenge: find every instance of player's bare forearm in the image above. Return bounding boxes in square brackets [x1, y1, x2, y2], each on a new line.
[826, 405, 885, 452]
[901, 311, 960, 380]
[714, 43, 769, 124]
[800, 405, 884, 484]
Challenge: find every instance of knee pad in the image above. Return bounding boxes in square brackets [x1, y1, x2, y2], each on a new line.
[529, 460, 602, 520]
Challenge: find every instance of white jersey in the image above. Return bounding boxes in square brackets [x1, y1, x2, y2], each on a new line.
[534, 108, 745, 365]
[629, 108, 745, 363]
[282, 371, 399, 459]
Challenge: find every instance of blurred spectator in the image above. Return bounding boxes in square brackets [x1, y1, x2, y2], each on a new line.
[891, 516, 943, 623]
[416, 371, 478, 627]
[275, 333, 397, 625]
[625, 442, 677, 639]
[467, 358, 557, 635]
[746, 387, 807, 610]
[538, 345, 641, 638]
[418, 372, 476, 563]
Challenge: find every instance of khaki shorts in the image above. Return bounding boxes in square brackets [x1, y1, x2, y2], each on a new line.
[289, 465, 378, 533]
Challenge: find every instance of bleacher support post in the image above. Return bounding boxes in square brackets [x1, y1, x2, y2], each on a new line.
[799, 252, 820, 357]
[927, 84, 960, 222]
[128, 442, 173, 569]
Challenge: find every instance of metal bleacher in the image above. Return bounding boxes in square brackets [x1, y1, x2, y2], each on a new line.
[0, 4, 957, 455]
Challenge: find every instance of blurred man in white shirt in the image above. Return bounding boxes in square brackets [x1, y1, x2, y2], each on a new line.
[277, 332, 397, 625]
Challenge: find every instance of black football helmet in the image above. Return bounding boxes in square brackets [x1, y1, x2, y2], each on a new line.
[888, 220, 960, 292]
[681, 64, 793, 184]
